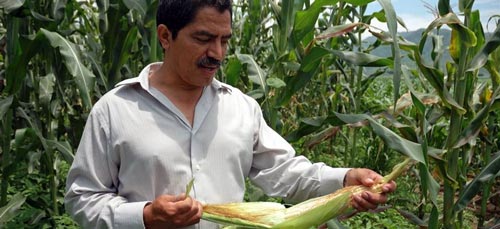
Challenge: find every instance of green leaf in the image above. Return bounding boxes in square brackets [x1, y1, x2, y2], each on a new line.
[467, 24, 500, 72]
[334, 112, 444, 163]
[396, 209, 427, 226]
[115, 26, 140, 80]
[410, 92, 426, 115]
[237, 53, 267, 93]
[0, 96, 13, 121]
[343, 0, 374, 6]
[293, 0, 339, 45]
[423, 12, 477, 49]
[123, 0, 147, 17]
[301, 47, 330, 72]
[40, 28, 95, 111]
[185, 178, 195, 197]
[316, 23, 365, 40]
[454, 153, 500, 212]
[276, 64, 320, 106]
[52, 0, 66, 21]
[438, 0, 451, 16]
[0, 193, 26, 224]
[224, 56, 242, 86]
[453, 87, 500, 148]
[39, 73, 55, 106]
[412, 49, 466, 114]
[46, 139, 74, 163]
[0, 0, 25, 14]
[331, 50, 393, 67]
[377, 0, 402, 112]
[266, 77, 286, 89]
[285, 116, 328, 142]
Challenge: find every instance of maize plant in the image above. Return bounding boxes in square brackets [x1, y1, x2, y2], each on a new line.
[202, 158, 412, 228]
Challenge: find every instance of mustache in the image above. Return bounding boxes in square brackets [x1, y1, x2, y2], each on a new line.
[197, 56, 222, 68]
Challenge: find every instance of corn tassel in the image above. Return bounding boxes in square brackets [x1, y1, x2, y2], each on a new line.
[202, 158, 412, 229]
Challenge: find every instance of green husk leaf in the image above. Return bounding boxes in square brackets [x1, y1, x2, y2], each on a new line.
[202, 158, 412, 228]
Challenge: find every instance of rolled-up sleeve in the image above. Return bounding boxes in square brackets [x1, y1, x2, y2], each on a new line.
[64, 107, 148, 228]
[248, 102, 349, 202]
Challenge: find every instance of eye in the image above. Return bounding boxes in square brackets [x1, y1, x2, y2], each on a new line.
[195, 37, 211, 43]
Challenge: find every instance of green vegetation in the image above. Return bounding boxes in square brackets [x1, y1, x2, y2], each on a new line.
[1, 0, 499, 228]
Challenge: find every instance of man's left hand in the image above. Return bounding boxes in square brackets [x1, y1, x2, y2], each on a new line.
[344, 168, 397, 212]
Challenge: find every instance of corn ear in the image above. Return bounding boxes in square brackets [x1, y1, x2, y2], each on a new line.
[202, 158, 412, 229]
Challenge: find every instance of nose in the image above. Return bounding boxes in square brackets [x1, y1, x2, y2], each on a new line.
[207, 39, 225, 61]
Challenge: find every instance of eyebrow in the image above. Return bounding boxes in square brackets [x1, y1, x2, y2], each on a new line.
[193, 30, 232, 39]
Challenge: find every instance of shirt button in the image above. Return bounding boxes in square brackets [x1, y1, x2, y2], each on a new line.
[196, 164, 201, 171]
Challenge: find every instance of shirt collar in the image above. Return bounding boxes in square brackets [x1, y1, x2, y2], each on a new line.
[114, 62, 232, 94]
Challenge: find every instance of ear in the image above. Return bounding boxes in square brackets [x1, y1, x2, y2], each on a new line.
[157, 24, 172, 50]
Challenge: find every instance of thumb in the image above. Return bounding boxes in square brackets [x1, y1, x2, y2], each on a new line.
[361, 177, 375, 187]
[175, 193, 187, 201]
[160, 193, 186, 202]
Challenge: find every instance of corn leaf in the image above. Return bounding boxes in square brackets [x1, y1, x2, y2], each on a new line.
[453, 87, 500, 148]
[0, 0, 25, 14]
[0, 96, 13, 121]
[40, 29, 95, 111]
[122, 0, 147, 17]
[293, 0, 338, 46]
[453, 153, 500, 212]
[377, 0, 402, 112]
[334, 112, 443, 163]
[330, 50, 394, 67]
[237, 54, 267, 92]
[316, 23, 365, 40]
[0, 193, 26, 224]
[467, 24, 500, 72]
[186, 178, 194, 197]
[343, 0, 374, 6]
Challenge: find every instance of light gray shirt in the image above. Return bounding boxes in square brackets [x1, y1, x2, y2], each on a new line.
[64, 62, 349, 229]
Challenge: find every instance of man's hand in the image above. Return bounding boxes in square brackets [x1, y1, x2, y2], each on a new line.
[344, 168, 396, 212]
[143, 193, 203, 229]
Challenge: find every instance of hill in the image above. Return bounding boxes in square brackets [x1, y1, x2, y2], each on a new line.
[361, 29, 491, 77]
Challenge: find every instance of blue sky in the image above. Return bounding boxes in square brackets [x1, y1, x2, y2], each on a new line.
[366, 0, 499, 33]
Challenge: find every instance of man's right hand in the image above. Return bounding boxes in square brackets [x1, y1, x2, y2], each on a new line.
[143, 193, 203, 228]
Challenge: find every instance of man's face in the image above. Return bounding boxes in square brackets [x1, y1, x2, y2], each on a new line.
[162, 7, 232, 88]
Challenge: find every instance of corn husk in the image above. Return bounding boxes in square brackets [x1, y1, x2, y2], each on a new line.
[202, 158, 412, 229]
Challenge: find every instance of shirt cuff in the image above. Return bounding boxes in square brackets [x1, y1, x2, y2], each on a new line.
[317, 167, 351, 196]
[114, 201, 150, 229]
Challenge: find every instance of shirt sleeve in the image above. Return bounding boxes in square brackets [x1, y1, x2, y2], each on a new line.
[248, 102, 350, 203]
[64, 106, 148, 229]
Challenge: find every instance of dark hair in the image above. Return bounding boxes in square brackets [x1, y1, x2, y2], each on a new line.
[156, 0, 232, 40]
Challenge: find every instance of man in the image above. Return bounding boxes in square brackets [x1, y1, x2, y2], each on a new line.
[65, 0, 396, 228]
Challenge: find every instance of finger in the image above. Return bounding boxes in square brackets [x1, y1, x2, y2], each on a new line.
[352, 195, 367, 212]
[177, 200, 203, 226]
[355, 192, 378, 210]
[367, 192, 388, 205]
[364, 172, 384, 187]
[159, 194, 180, 202]
[361, 177, 375, 187]
[171, 196, 195, 215]
[175, 193, 187, 201]
[382, 181, 397, 193]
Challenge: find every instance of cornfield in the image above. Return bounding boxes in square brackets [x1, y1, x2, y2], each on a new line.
[0, 0, 499, 228]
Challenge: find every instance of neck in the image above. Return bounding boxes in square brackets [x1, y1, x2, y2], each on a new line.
[149, 63, 205, 104]
[148, 63, 206, 126]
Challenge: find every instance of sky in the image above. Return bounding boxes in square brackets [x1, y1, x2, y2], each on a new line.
[365, 0, 499, 33]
